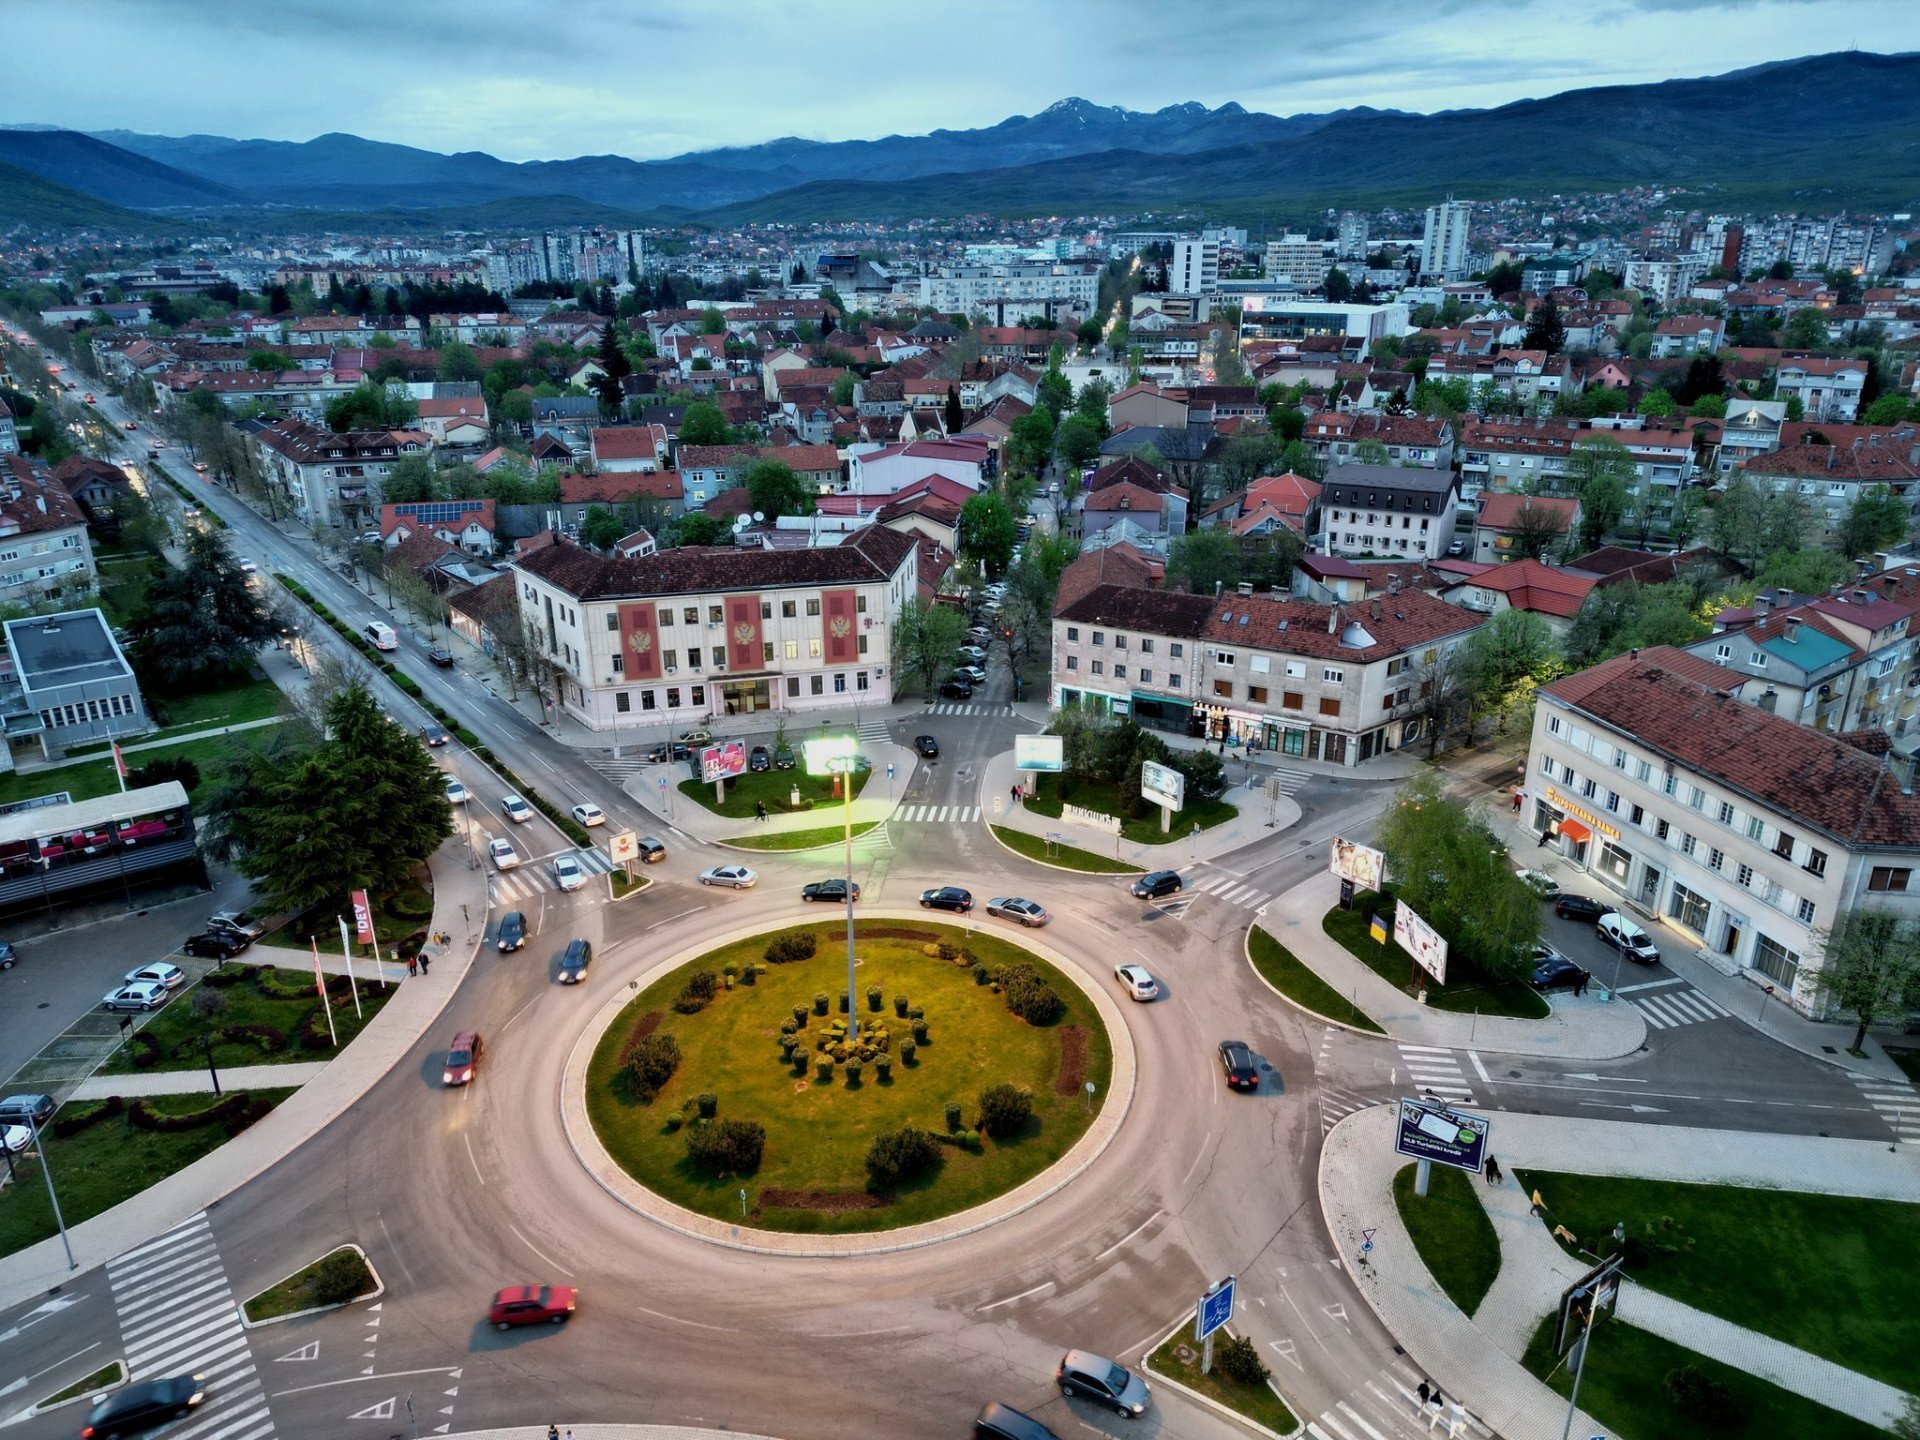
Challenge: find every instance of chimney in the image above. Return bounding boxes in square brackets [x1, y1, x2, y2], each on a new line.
[1827, 446, 1837, 471]
[1328, 605, 1340, 635]
[1237, 581, 1253, 597]
[1214, 580, 1223, 598]
[1754, 594, 1772, 618]
[1851, 588, 1869, 605]
[1388, 573, 1402, 595]
[1785, 616, 1803, 642]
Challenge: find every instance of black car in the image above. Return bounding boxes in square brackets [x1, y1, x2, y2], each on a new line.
[420, 723, 450, 747]
[1531, 954, 1590, 992]
[1554, 893, 1610, 924]
[913, 734, 939, 758]
[748, 745, 771, 772]
[496, 910, 527, 952]
[919, 885, 974, 912]
[427, 645, 454, 667]
[801, 878, 861, 903]
[83, 1374, 205, 1438]
[1131, 869, 1183, 900]
[182, 931, 250, 960]
[939, 678, 974, 700]
[973, 1402, 1060, 1440]
[773, 746, 796, 770]
[1218, 1041, 1260, 1091]
[644, 739, 693, 763]
[557, 938, 592, 985]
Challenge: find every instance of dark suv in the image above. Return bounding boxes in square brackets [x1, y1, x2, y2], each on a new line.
[1131, 869, 1183, 900]
[557, 938, 592, 985]
[973, 1402, 1060, 1440]
[82, 1375, 205, 1438]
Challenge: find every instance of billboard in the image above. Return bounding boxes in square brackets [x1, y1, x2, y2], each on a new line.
[1393, 1097, 1489, 1174]
[700, 740, 747, 783]
[1329, 837, 1385, 891]
[1014, 734, 1064, 772]
[607, 831, 639, 866]
[1394, 900, 1449, 984]
[1141, 759, 1186, 812]
[1553, 1254, 1624, 1358]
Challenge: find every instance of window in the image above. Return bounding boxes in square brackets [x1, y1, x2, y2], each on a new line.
[641, 690, 657, 711]
[1631, 804, 1645, 825]
[1247, 685, 1267, 704]
[1066, 656, 1079, 671]
[856, 594, 867, 613]
[1092, 660, 1108, 676]
[1708, 847, 1725, 872]
[1669, 882, 1711, 932]
[800, 598, 819, 618]
[1804, 848, 1827, 878]
[1213, 679, 1231, 697]
[834, 673, 847, 693]
[1605, 791, 1620, 813]
[708, 605, 723, 624]
[1688, 785, 1706, 810]
[1664, 773, 1678, 796]
[711, 647, 725, 668]
[787, 677, 800, 697]
[1752, 933, 1800, 988]
[1718, 801, 1735, 825]
[1216, 650, 1234, 665]
[1581, 777, 1598, 799]
[1636, 759, 1652, 782]
[1249, 654, 1269, 673]
[1319, 697, 1341, 717]
[1655, 818, 1670, 841]
[1613, 749, 1627, 770]
[666, 686, 681, 708]
[1715, 643, 1731, 660]
[810, 675, 824, 695]
[605, 613, 619, 632]
[1169, 674, 1183, 688]
[1796, 897, 1816, 925]
[1736, 863, 1754, 889]
[1139, 669, 1152, 684]
[663, 649, 678, 669]
[612, 654, 624, 675]
[808, 639, 821, 658]
[857, 634, 868, 655]
[1285, 691, 1305, 711]
[686, 650, 701, 671]
[1747, 816, 1765, 842]
[1772, 831, 1794, 860]
[1548, 715, 1562, 735]
[1868, 866, 1912, 893]
[1598, 842, 1631, 885]
[659, 607, 674, 626]
[782, 600, 797, 618]
[1171, 643, 1184, 658]
[857, 671, 869, 690]
[1114, 664, 1127, 680]
[785, 640, 798, 660]
[683, 607, 698, 625]
[762, 602, 772, 619]
[1093, 632, 1106, 647]
[1067, 627, 1079, 642]
[1114, 635, 1127, 651]
[1285, 661, 1306, 678]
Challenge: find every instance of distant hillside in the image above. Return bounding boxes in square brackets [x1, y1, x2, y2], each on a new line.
[0, 130, 241, 209]
[0, 159, 177, 231]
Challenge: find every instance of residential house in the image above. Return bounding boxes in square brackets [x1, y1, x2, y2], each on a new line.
[591, 425, 670, 473]
[845, 437, 990, 495]
[556, 471, 686, 527]
[1472, 493, 1581, 564]
[52, 457, 134, 532]
[2, 609, 147, 757]
[1202, 471, 1321, 539]
[1302, 412, 1455, 469]
[1741, 439, 1920, 543]
[1319, 463, 1460, 560]
[381, 498, 498, 556]
[1441, 557, 1596, 635]
[1717, 400, 1788, 473]
[1650, 315, 1727, 359]
[0, 399, 18, 456]
[414, 396, 491, 447]
[1772, 357, 1869, 423]
[250, 420, 430, 531]
[0, 455, 97, 604]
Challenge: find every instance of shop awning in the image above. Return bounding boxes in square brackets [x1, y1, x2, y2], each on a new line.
[1557, 817, 1593, 843]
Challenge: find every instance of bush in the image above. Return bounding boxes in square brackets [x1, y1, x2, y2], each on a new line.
[792, 1004, 808, 1026]
[838, 990, 849, 1013]
[188, 987, 228, 1021]
[201, 965, 253, 988]
[685, 970, 718, 1001]
[935, 940, 961, 961]
[128, 1032, 162, 1068]
[973, 963, 989, 985]
[52, 1094, 124, 1138]
[865, 1126, 940, 1189]
[739, 964, 756, 986]
[875, 1055, 892, 1081]
[1214, 1333, 1269, 1386]
[844, 1059, 863, 1084]
[1663, 1366, 1744, 1430]
[977, 1083, 1033, 1138]
[779, 1018, 797, 1036]
[912, 1019, 929, 1043]
[308, 1249, 373, 1306]
[765, 932, 817, 965]
[900, 1038, 917, 1064]
[385, 888, 435, 921]
[129, 1092, 253, 1132]
[866, 985, 883, 1011]
[224, 1096, 274, 1137]
[907, 1004, 925, 1021]
[672, 986, 709, 1015]
[945, 1101, 964, 1132]
[893, 994, 909, 1017]
[779, 1036, 798, 1060]
[722, 964, 738, 980]
[813, 993, 829, 1015]
[684, 1117, 765, 1175]
[126, 756, 200, 792]
[296, 1007, 337, 1052]
[625, 1033, 681, 1102]
[999, 963, 1064, 1025]
[696, 1092, 718, 1119]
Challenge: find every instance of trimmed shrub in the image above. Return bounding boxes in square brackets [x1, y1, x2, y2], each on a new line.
[893, 994, 909, 1017]
[875, 1055, 892, 1081]
[792, 1004, 809, 1026]
[723, 964, 738, 980]
[912, 1019, 929, 1043]
[972, 963, 989, 985]
[865, 1126, 940, 1189]
[765, 932, 817, 965]
[900, 1038, 917, 1065]
[685, 970, 719, 1001]
[945, 1101, 964, 1132]
[844, 1059, 863, 1085]
[684, 1117, 765, 1175]
[739, 964, 757, 986]
[128, 1032, 162, 1069]
[813, 993, 829, 1015]
[935, 940, 961, 961]
[129, 1092, 253, 1132]
[1000, 963, 1064, 1025]
[838, 990, 850, 1013]
[201, 965, 253, 988]
[696, 1092, 718, 1119]
[866, 985, 883, 1011]
[907, 1004, 925, 1020]
[815, 1057, 835, 1082]
[224, 1096, 274, 1137]
[977, 1083, 1033, 1139]
[52, 1095, 124, 1138]
[1215, 1334, 1269, 1385]
[1663, 1366, 1744, 1430]
[296, 1007, 337, 1052]
[672, 985, 710, 1015]
[665, 1110, 685, 1132]
[779, 1018, 797, 1036]
[625, 1033, 681, 1102]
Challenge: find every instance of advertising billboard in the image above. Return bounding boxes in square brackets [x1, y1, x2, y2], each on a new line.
[1141, 759, 1186, 812]
[1393, 900, 1449, 984]
[1328, 837, 1385, 891]
[1014, 734, 1065, 772]
[1392, 1097, 1489, 1174]
[700, 740, 747, 783]
[607, 831, 639, 866]
[1553, 1254, 1624, 1358]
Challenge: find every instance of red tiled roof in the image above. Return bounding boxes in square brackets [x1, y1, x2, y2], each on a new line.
[1456, 558, 1595, 618]
[591, 426, 663, 461]
[1192, 589, 1483, 659]
[559, 471, 684, 504]
[516, 527, 914, 600]
[1476, 493, 1578, 533]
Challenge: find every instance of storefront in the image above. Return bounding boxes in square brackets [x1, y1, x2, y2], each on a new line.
[1130, 693, 1192, 734]
[1531, 785, 1620, 868]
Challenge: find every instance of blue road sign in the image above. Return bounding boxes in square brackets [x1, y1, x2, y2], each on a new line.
[658, 776, 667, 788]
[1195, 1277, 1235, 1342]
[886, 763, 895, 779]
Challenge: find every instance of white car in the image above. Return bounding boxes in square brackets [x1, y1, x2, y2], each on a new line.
[0, 1124, 31, 1154]
[570, 802, 606, 828]
[953, 664, 988, 686]
[1114, 963, 1160, 1001]
[445, 777, 469, 805]
[487, 837, 521, 871]
[238, 557, 257, 574]
[698, 864, 757, 889]
[551, 855, 587, 892]
[1597, 911, 1661, 965]
[501, 794, 533, 824]
[124, 962, 185, 990]
[102, 981, 169, 1012]
[955, 645, 988, 664]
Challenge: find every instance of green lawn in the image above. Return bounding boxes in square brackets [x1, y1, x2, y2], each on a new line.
[679, 764, 872, 819]
[1512, 1170, 1919, 1389]
[40, 1362, 124, 1409]
[990, 825, 1143, 874]
[144, 669, 289, 733]
[0, 729, 269, 812]
[97, 964, 394, 1075]
[242, 1245, 377, 1322]
[1248, 927, 1384, 1033]
[1392, 1161, 1498, 1316]
[0, 1089, 295, 1258]
[1025, 772, 1237, 845]
[1520, 1313, 1887, 1440]
[728, 821, 879, 852]
[264, 882, 433, 952]
[1149, 1321, 1298, 1434]
[610, 870, 653, 898]
[586, 920, 1113, 1234]
[1323, 892, 1548, 1019]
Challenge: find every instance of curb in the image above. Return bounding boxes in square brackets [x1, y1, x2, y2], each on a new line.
[1139, 1312, 1302, 1439]
[238, 1242, 384, 1328]
[711, 822, 882, 855]
[607, 872, 651, 904]
[558, 909, 1137, 1257]
[22, 1360, 127, 1419]
[985, 823, 1145, 876]
[1241, 922, 1383, 1038]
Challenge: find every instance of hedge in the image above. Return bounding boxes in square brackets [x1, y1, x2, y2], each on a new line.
[129, 1092, 255, 1132]
[52, 1095, 124, 1138]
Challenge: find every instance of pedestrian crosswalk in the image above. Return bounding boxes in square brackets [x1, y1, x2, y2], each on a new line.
[1304, 1357, 1494, 1439]
[893, 803, 982, 823]
[924, 702, 1014, 717]
[1268, 765, 1310, 795]
[109, 1213, 277, 1440]
[1850, 1072, 1920, 1144]
[855, 713, 892, 746]
[587, 751, 653, 783]
[1617, 977, 1730, 1029]
[1396, 1044, 1475, 1104]
[490, 846, 614, 903]
[1187, 866, 1276, 912]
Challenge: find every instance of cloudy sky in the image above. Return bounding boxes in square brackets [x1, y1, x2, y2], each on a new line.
[13, 0, 1917, 160]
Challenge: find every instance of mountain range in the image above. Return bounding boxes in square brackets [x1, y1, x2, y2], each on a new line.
[1, 52, 1916, 230]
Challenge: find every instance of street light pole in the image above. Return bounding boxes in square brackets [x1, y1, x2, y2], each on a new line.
[201, 1033, 222, 1096]
[27, 1114, 76, 1270]
[842, 753, 857, 1044]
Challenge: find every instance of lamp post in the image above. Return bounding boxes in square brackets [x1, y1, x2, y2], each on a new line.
[26, 1113, 76, 1270]
[200, 1033, 222, 1096]
[804, 735, 862, 1043]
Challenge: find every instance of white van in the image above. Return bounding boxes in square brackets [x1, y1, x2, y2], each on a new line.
[365, 621, 399, 651]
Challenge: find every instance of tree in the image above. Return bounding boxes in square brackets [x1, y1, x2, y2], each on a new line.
[678, 401, 732, 447]
[1352, 436, 1391, 466]
[1833, 484, 1911, 558]
[958, 492, 1017, 575]
[1522, 296, 1566, 354]
[438, 340, 483, 383]
[999, 536, 1077, 682]
[591, 321, 632, 420]
[1689, 393, 1727, 419]
[744, 459, 814, 519]
[1781, 307, 1832, 351]
[830, 372, 857, 407]
[1322, 266, 1353, 303]
[1269, 404, 1306, 443]
[1054, 414, 1103, 472]
[580, 505, 625, 549]
[1564, 438, 1635, 549]
[1673, 354, 1726, 408]
[698, 307, 726, 335]
[1708, 475, 1768, 561]
[1814, 909, 1920, 1051]
[246, 350, 292, 372]
[1505, 500, 1572, 561]
[1481, 260, 1525, 298]
[1464, 610, 1560, 735]
[1562, 580, 1710, 668]
[892, 598, 967, 700]
[1636, 387, 1677, 418]
[943, 385, 964, 433]
[1073, 376, 1113, 437]
[1163, 527, 1242, 596]
[130, 527, 276, 690]
[379, 454, 439, 505]
[668, 512, 729, 547]
[325, 382, 416, 432]
[1005, 408, 1056, 479]
[1035, 367, 1072, 424]
[1754, 546, 1846, 595]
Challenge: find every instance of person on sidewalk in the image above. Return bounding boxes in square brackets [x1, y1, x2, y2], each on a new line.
[1573, 971, 1587, 998]
[1417, 1380, 1430, 1410]
[419, 952, 431, 976]
[755, 801, 768, 823]
[406, 955, 418, 977]
[1484, 1155, 1502, 1187]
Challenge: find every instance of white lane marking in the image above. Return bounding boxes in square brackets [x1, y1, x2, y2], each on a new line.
[977, 1280, 1056, 1312]
[1616, 977, 1684, 993]
[463, 1135, 485, 1187]
[506, 1223, 573, 1278]
[270, 1368, 460, 1399]
[645, 906, 707, 931]
[1093, 1211, 1162, 1264]
[1467, 1051, 1492, 1084]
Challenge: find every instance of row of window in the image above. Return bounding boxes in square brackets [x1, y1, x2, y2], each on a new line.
[1065, 628, 1178, 656]
[598, 594, 871, 630]
[41, 692, 137, 730]
[609, 634, 869, 674]
[608, 670, 875, 714]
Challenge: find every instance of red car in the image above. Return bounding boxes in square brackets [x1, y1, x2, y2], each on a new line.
[488, 1284, 577, 1330]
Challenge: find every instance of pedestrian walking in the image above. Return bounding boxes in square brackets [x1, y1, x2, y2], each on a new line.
[1417, 1380, 1431, 1410]
[548, 1425, 559, 1440]
[1426, 1392, 1445, 1433]
[1573, 971, 1587, 998]
[755, 800, 767, 823]
[1484, 1155, 1502, 1187]
[406, 954, 418, 977]
[1536, 827, 1553, 848]
[419, 953, 431, 975]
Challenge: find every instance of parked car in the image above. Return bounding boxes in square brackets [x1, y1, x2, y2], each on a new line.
[972, 1402, 1060, 1440]
[677, 728, 713, 747]
[1597, 911, 1661, 964]
[570, 802, 606, 828]
[208, 910, 265, 940]
[919, 885, 974, 913]
[0, 1124, 30, 1154]
[1131, 869, 1183, 900]
[102, 981, 169, 1012]
[551, 854, 587, 892]
[801, 878, 861, 903]
[81, 1374, 206, 1438]
[985, 896, 1048, 927]
[635, 836, 667, 863]
[1554, 893, 1610, 924]
[967, 625, 992, 642]
[488, 837, 521, 871]
[501, 794, 533, 825]
[1530, 954, 1590, 992]
[0, 1093, 54, 1127]
[699, 864, 757, 889]
[748, 745, 771, 772]
[1218, 1040, 1260, 1091]
[644, 740, 690, 762]
[773, 746, 796, 770]
[1514, 868, 1560, 899]
[420, 723, 450, 747]
[1113, 963, 1159, 1001]
[557, 938, 592, 984]
[445, 777, 470, 805]
[427, 645, 454, 667]
[0, 940, 14, 970]
[487, 1284, 577, 1330]
[442, 1030, 483, 1086]
[124, 962, 185, 990]
[1056, 1350, 1151, 1418]
[955, 645, 988, 664]
[496, 910, 527, 952]
[914, 734, 940, 758]
[939, 678, 974, 700]
[181, 932, 249, 960]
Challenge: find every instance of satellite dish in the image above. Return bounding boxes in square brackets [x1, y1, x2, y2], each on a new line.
[752, 511, 765, 522]
[731, 513, 751, 531]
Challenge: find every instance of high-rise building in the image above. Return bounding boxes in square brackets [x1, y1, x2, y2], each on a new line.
[1337, 212, 1371, 261]
[1420, 201, 1473, 281]
[1262, 235, 1330, 288]
[1171, 238, 1221, 295]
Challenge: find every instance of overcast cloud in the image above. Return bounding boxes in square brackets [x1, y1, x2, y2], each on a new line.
[10, 0, 1916, 160]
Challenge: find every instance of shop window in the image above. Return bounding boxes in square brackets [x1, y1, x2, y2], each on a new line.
[1752, 934, 1800, 988]
[1669, 882, 1710, 931]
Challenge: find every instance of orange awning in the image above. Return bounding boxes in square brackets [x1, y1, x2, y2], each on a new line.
[1557, 817, 1593, 843]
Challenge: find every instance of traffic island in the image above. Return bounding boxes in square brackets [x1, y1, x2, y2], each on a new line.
[1392, 1161, 1498, 1315]
[241, 1244, 381, 1325]
[1323, 889, 1548, 1019]
[1145, 1314, 1300, 1437]
[30, 1361, 125, 1417]
[726, 820, 880, 852]
[989, 824, 1143, 874]
[582, 918, 1115, 1236]
[608, 870, 652, 901]
[678, 765, 870, 818]
[1023, 772, 1236, 845]
[1246, 925, 1384, 1033]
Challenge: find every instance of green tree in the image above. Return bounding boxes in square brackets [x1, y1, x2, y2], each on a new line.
[494, 388, 533, 429]
[1073, 376, 1113, 437]
[1636, 387, 1677, 418]
[1269, 404, 1306, 443]
[1814, 908, 1920, 1051]
[379, 454, 439, 505]
[1505, 500, 1572, 561]
[744, 458, 814, 519]
[1754, 546, 1847, 594]
[1054, 413, 1103, 472]
[669, 512, 730, 547]
[1005, 408, 1056, 478]
[1564, 437, 1635, 549]
[580, 505, 625, 549]
[1163, 527, 1242, 596]
[1522, 296, 1566, 353]
[130, 527, 277, 690]
[1689, 393, 1727, 419]
[245, 350, 292, 372]
[699, 307, 726, 335]
[1464, 610, 1560, 735]
[958, 491, 1017, 575]
[1035, 367, 1072, 425]
[325, 382, 416, 432]
[830, 372, 857, 407]
[1708, 475, 1768, 561]
[1781, 308, 1832, 351]
[1833, 484, 1911, 558]
[678, 401, 732, 447]
[438, 340, 483, 383]
[1862, 394, 1916, 425]
[1322, 266, 1352, 303]
[1352, 436, 1391, 466]
[591, 321, 632, 420]
[891, 597, 967, 700]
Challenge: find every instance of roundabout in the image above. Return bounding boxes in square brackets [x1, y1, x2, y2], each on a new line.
[564, 913, 1134, 1252]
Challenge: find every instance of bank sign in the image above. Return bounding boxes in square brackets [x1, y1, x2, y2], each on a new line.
[1392, 1097, 1489, 1174]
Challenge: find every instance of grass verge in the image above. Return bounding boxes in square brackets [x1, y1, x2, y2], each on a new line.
[610, 870, 652, 899]
[98, 964, 394, 1075]
[1025, 772, 1236, 845]
[1148, 1320, 1299, 1435]
[243, 1246, 377, 1322]
[1511, 1169, 1918, 1389]
[1392, 1161, 1498, 1316]
[729, 821, 880, 851]
[990, 824, 1143, 874]
[678, 765, 871, 819]
[40, 1362, 124, 1409]
[0, 729, 269, 811]
[1520, 1313, 1885, 1440]
[1323, 892, 1548, 1019]
[0, 1088, 295, 1259]
[1247, 926, 1384, 1033]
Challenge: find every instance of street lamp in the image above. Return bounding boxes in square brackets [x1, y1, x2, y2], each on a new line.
[23, 1113, 76, 1270]
[200, 1033, 222, 1096]
[804, 734, 861, 1043]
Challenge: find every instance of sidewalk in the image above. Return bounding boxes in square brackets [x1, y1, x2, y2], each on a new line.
[1263, 870, 1648, 1059]
[69, 1061, 330, 1099]
[1321, 1107, 1920, 1438]
[621, 738, 920, 847]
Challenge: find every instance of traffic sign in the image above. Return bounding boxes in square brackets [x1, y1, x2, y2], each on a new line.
[886, 763, 895, 779]
[1195, 1276, 1236, 1342]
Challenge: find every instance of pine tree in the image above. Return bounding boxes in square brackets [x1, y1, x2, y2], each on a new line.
[944, 385, 964, 433]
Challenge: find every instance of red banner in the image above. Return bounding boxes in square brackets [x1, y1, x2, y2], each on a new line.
[351, 889, 374, 945]
[619, 602, 662, 681]
[724, 593, 762, 673]
[822, 587, 858, 664]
